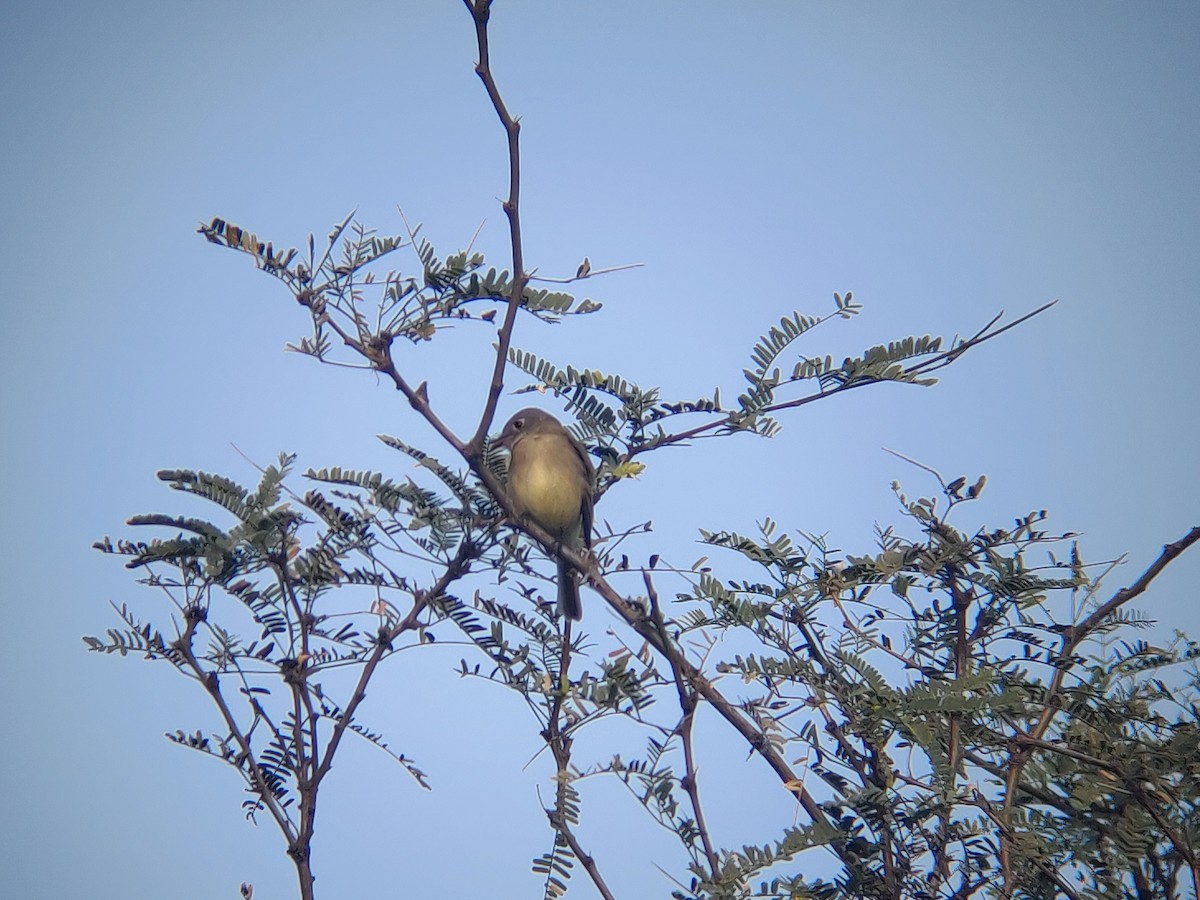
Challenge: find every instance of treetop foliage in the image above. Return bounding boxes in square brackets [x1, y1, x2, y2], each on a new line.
[88, 3, 1198, 899]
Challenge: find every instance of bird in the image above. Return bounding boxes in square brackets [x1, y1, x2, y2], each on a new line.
[494, 408, 595, 620]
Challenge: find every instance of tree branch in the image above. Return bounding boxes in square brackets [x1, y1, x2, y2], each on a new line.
[1031, 525, 1200, 745]
[646, 571, 720, 878]
[462, 0, 528, 452]
[629, 299, 1060, 457]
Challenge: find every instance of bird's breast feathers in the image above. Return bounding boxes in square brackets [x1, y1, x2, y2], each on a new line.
[511, 437, 583, 535]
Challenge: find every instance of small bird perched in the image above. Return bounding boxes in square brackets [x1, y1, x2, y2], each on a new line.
[495, 408, 595, 620]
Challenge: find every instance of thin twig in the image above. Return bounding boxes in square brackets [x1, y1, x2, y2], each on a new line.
[462, 0, 529, 452]
[630, 300, 1060, 458]
[646, 571, 720, 878]
[530, 261, 644, 284]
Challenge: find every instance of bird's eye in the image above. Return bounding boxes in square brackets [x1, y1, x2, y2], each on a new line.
[513, 418, 524, 429]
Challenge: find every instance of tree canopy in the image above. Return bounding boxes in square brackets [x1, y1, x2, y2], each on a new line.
[86, 3, 1200, 899]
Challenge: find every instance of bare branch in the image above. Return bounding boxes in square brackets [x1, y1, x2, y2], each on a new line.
[462, 0, 529, 452]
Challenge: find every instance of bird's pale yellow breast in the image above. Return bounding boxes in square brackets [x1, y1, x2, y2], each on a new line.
[510, 432, 584, 537]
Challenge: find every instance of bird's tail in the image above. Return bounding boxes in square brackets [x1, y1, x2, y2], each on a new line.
[557, 557, 582, 621]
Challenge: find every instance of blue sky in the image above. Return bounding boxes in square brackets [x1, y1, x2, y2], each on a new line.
[2, 2, 1198, 897]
